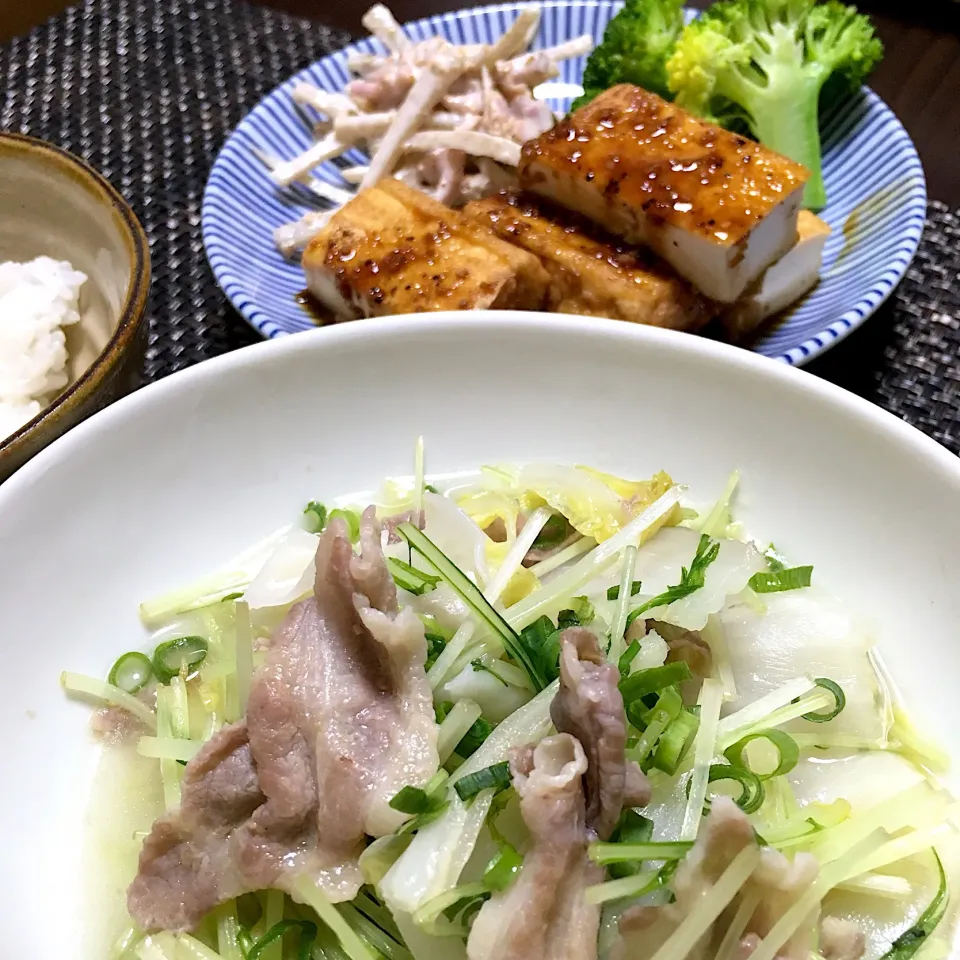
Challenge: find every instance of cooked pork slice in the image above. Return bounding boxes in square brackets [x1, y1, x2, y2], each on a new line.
[518, 85, 809, 303]
[721, 210, 832, 340]
[820, 917, 866, 960]
[550, 627, 650, 839]
[465, 190, 715, 331]
[613, 797, 759, 960]
[302, 179, 548, 318]
[128, 508, 439, 931]
[467, 734, 601, 960]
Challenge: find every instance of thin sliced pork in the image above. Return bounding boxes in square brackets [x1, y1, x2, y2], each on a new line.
[551, 627, 650, 839]
[466, 734, 601, 960]
[128, 508, 439, 931]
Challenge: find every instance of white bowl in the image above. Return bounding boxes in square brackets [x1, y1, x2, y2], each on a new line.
[2, 313, 959, 955]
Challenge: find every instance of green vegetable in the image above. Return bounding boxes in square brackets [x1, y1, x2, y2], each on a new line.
[517, 615, 565, 686]
[607, 581, 643, 601]
[608, 809, 655, 878]
[749, 565, 813, 593]
[386, 557, 440, 596]
[569, 596, 595, 624]
[397, 523, 547, 689]
[620, 662, 694, 705]
[618, 640, 642, 678]
[303, 500, 328, 533]
[666, 0, 883, 209]
[107, 652, 153, 694]
[151, 636, 208, 683]
[329, 508, 362, 543]
[801, 677, 846, 722]
[532, 512, 573, 548]
[690, 762, 765, 814]
[879, 850, 948, 959]
[629, 683, 683, 732]
[483, 843, 523, 891]
[652, 708, 700, 774]
[248, 920, 317, 960]
[389, 785, 440, 816]
[458, 716, 494, 758]
[424, 633, 446, 670]
[454, 761, 512, 801]
[625, 534, 721, 626]
[723, 729, 800, 779]
[763, 543, 788, 572]
[574, 0, 686, 107]
[590, 839, 694, 865]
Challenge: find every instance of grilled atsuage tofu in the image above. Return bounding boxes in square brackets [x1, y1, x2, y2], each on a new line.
[518, 85, 810, 304]
[722, 211, 831, 340]
[302, 179, 548, 318]
[466, 190, 715, 331]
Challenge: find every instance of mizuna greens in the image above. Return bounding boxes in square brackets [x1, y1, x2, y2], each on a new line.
[62, 457, 959, 960]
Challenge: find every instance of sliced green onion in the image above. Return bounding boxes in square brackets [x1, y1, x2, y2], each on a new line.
[329, 508, 362, 543]
[389, 786, 436, 815]
[748, 566, 813, 594]
[152, 636, 208, 683]
[386, 557, 440, 596]
[589, 840, 694, 865]
[652, 709, 700, 775]
[689, 763, 765, 815]
[879, 850, 948, 959]
[108, 652, 153, 694]
[608, 809, 655, 879]
[620, 662, 693, 705]
[569, 596, 595, 624]
[454, 761, 511, 801]
[248, 921, 317, 960]
[303, 500, 328, 533]
[618, 640, 641, 678]
[607, 581, 643, 601]
[801, 678, 846, 723]
[628, 684, 683, 732]
[483, 844, 523, 891]
[723, 730, 800, 780]
[397, 522, 546, 689]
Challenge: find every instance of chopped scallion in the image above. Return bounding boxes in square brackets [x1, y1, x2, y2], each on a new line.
[618, 640, 641, 678]
[688, 763, 765, 815]
[152, 636, 208, 683]
[723, 729, 799, 780]
[329, 508, 361, 543]
[801, 678, 846, 723]
[483, 844, 523, 891]
[303, 500, 328, 533]
[620, 662, 694, 705]
[454, 761, 512, 801]
[652, 708, 700, 775]
[108, 651, 153, 694]
[389, 786, 436, 816]
[748, 566, 813, 594]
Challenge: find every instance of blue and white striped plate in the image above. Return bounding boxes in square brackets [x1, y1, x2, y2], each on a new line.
[202, 1, 926, 365]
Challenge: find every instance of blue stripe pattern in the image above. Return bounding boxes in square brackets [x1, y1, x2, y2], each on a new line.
[202, 0, 927, 364]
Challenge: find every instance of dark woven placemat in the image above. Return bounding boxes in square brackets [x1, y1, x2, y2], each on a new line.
[2, 0, 959, 452]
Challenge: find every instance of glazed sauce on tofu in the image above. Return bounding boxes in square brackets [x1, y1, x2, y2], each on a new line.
[294, 289, 338, 325]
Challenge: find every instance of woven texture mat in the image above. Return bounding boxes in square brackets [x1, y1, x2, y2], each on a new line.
[2, 0, 959, 452]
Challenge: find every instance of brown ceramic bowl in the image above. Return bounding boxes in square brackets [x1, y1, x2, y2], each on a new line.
[0, 133, 150, 481]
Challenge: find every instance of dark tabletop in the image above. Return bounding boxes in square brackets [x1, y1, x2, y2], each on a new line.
[1, 0, 958, 457]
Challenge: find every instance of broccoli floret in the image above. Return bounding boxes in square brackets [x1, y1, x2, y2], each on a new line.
[573, 0, 686, 110]
[666, 0, 882, 209]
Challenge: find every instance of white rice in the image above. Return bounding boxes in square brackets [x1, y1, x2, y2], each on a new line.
[0, 256, 87, 440]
